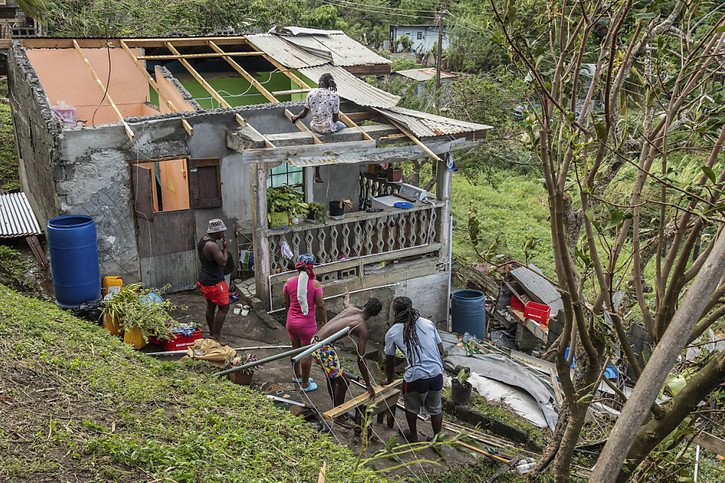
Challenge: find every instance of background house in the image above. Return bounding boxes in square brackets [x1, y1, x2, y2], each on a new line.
[389, 24, 449, 54]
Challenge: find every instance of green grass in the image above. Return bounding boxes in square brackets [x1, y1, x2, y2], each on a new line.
[450, 170, 554, 276]
[0, 284, 379, 482]
[0, 246, 34, 293]
[0, 98, 21, 192]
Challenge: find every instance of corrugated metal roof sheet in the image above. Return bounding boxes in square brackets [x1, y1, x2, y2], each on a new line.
[0, 192, 42, 238]
[375, 106, 493, 138]
[246, 34, 329, 69]
[298, 65, 399, 109]
[510, 264, 564, 316]
[280, 32, 390, 67]
[395, 68, 458, 81]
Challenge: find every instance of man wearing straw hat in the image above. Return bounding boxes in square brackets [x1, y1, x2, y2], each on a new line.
[197, 219, 230, 342]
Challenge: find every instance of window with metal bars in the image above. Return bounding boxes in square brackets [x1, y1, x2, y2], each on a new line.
[267, 162, 304, 190]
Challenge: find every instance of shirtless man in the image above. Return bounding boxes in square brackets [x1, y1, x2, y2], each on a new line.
[313, 289, 383, 408]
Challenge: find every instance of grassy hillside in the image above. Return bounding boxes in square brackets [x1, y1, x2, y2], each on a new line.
[450, 169, 554, 276]
[0, 285, 377, 482]
[0, 98, 20, 192]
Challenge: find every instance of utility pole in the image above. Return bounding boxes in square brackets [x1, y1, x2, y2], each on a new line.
[435, 6, 445, 90]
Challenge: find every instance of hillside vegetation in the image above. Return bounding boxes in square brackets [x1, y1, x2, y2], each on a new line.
[0, 285, 377, 482]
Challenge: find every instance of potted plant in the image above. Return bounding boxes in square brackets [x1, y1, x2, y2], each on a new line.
[227, 353, 262, 386]
[329, 199, 353, 219]
[306, 202, 326, 223]
[451, 368, 473, 405]
[101, 283, 179, 349]
[387, 164, 403, 182]
[267, 186, 308, 229]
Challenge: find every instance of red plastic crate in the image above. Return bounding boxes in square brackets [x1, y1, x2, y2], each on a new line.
[150, 328, 203, 351]
[524, 302, 551, 326]
[510, 296, 526, 313]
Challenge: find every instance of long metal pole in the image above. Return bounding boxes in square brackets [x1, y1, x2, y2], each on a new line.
[291, 327, 350, 364]
[214, 345, 309, 377]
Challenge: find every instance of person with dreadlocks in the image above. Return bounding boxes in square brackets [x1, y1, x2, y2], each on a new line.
[290, 73, 346, 134]
[384, 297, 445, 443]
[283, 253, 327, 392]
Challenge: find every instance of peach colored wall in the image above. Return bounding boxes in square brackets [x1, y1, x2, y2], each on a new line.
[138, 159, 190, 212]
[27, 47, 149, 126]
[155, 65, 196, 114]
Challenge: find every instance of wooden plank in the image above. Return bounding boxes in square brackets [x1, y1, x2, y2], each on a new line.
[137, 51, 265, 61]
[241, 139, 376, 163]
[207, 41, 278, 103]
[25, 235, 49, 269]
[122, 36, 252, 48]
[283, 109, 323, 145]
[264, 124, 398, 146]
[385, 117, 443, 162]
[71, 40, 135, 141]
[694, 432, 725, 455]
[271, 88, 312, 96]
[119, 40, 193, 136]
[165, 41, 230, 108]
[322, 380, 402, 420]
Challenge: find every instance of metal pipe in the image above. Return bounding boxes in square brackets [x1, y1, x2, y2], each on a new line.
[291, 327, 350, 364]
[267, 283, 400, 314]
[213, 345, 309, 377]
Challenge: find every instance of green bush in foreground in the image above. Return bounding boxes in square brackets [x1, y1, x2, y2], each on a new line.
[0, 284, 379, 482]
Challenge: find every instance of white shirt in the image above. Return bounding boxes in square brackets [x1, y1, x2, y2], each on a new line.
[304, 88, 340, 134]
[384, 317, 444, 382]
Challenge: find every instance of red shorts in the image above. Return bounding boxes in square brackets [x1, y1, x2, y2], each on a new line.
[198, 280, 229, 306]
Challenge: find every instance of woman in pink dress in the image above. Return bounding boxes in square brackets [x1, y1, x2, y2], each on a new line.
[283, 253, 327, 391]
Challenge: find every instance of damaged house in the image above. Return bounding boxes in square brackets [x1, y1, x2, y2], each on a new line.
[7, 27, 491, 324]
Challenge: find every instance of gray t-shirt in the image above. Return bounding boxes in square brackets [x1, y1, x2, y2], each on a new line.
[304, 88, 340, 134]
[385, 317, 443, 382]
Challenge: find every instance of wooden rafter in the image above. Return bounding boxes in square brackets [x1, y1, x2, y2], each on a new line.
[207, 40, 322, 145]
[164, 40, 274, 148]
[119, 40, 193, 136]
[137, 51, 265, 61]
[72, 40, 135, 141]
[384, 117, 443, 162]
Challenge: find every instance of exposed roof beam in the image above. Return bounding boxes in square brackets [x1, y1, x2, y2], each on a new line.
[379, 115, 443, 162]
[119, 40, 193, 136]
[206, 41, 278, 103]
[137, 51, 265, 61]
[164, 40, 274, 148]
[71, 40, 135, 141]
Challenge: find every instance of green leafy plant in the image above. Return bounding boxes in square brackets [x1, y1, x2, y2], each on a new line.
[267, 186, 308, 216]
[333, 199, 353, 210]
[101, 283, 179, 342]
[455, 368, 470, 385]
[307, 202, 326, 223]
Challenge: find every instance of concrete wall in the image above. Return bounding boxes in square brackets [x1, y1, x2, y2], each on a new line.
[26, 47, 150, 125]
[312, 164, 364, 211]
[154, 65, 200, 113]
[7, 42, 63, 227]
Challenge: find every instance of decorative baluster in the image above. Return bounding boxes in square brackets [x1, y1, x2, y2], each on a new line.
[305, 230, 315, 255]
[318, 227, 329, 263]
[387, 215, 396, 252]
[291, 232, 302, 258]
[269, 236, 280, 273]
[330, 225, 340, 260]
[353, 221, 364, 256]
[341, 222, 352, 258]
[364, 219, 374, 255]
[375, 217, 386, 254]
[429, 207, 438, 242]
[399, 213, 408, 249]
[410, 210, 419, 247]
[419, 210, 429, 245]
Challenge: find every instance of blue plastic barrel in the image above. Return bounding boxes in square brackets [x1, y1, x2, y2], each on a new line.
[47, 215, 101, 308]
[451, 289, 486, 339]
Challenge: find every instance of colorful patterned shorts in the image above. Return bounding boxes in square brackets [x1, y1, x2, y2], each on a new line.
[312, 336, 344, 380]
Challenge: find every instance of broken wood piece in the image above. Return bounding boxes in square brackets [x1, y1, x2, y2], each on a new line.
[317, 462, 326, 483]
[457, 441, 512, 464]
[25, 235, 48, 269]
[385, 117, 443, 162]
[694, 431, 725, 455]
[322, 380, 402, 420]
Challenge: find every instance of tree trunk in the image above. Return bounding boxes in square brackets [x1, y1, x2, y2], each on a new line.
[616, 351, 725, 481]
[592, 230, 725, 482]
[552, 404, 588, 482]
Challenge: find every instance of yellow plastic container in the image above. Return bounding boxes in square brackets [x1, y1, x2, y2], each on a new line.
[103, 314, 121, 335]
[123, 326, 146, 350]
[102, 276, 123, 296]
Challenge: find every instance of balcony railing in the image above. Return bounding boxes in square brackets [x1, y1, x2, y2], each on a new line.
[264, 201, 443, 273]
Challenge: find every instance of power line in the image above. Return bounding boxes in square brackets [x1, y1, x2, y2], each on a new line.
[317, 0, 437, 21]
[319, 0, 438, 15]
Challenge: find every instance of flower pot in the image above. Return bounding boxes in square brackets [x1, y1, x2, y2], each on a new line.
[123, 326, 147, 350]
[229, 371, 254, 386]
[387, 169, 403, 182]
[451, 378, 472, 405]
[268, 210, 289, 229]
[329, 201, 345, 218]
[103, 314, 121, 335]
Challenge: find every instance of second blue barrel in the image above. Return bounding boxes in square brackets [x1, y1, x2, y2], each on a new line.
[47, 215, 101, 308]
[451, 289, 486, 339]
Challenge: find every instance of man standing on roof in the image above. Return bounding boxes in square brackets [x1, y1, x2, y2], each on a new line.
[290, 73, 347, 134]
[197, 219, 230, 342]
